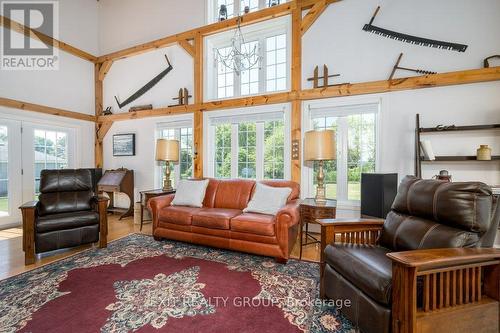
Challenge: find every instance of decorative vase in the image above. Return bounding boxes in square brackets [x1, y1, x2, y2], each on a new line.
[477, 145, 492, 160]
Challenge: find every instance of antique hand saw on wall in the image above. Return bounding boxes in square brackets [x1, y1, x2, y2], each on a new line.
[362, 6, 468, 52]
[114, 55, 173, 109]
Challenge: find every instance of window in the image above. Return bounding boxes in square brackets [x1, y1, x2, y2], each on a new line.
[209, 0, 287, 23]
[214, 124, 232, 178]
[265, 34, 287, 92]
[304, 102, 379, 204]
[217, 46, 235, 99]
[157, 119, 194, 188]
[206, 106, 290, 180]
[206, 16, 290, 100]
[34, 129, 68, 196]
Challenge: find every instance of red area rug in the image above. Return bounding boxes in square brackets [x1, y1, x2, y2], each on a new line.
[0, 234, 353, 332]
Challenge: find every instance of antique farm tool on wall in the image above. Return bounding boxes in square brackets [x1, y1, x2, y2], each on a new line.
[363, 6, 468, 52]
[129, 104, 153, 112]
[114, 55, 173, 109]
[388, 53, 436, 80]
[307, 65, 343, 88]
[169, 88, 192, 107]
[484, 55, 500, 68]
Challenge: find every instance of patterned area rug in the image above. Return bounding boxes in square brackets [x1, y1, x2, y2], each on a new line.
[0, 234, 354, 333]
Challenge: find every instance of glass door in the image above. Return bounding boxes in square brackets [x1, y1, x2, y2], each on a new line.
[0, 119, 22, 226]
[21, 123, 75, 201]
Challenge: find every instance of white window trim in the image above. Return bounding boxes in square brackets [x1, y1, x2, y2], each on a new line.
[301, 97, 382, 208]
[203, 103, 291, 180]
[154, 114, 194, 188]
[204, 16, 291, 101]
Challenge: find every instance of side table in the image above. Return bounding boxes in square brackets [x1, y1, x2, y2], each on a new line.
[299, 198, 337, 259]
[139, 189, 176, 231]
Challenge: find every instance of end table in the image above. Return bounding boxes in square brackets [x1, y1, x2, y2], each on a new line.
[299, 198, 337, 259]
[139, 189, 176, 231]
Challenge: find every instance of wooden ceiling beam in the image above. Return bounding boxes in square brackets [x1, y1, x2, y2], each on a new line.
[301, 0, 328, 35]
[0, 97, 96, 122]
[299, 66, 500, 100]
[97, 122, 114, 142]
[299, 0, 341, 10]
[178, 39, 196, 57]
[96, 104, 200, 123]
[98, 60, 114, 81]
[0, 15, 98, 63]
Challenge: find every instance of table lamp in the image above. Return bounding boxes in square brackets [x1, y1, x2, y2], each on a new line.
[304, 129, 336, 204]
[156, 139, 179, 191]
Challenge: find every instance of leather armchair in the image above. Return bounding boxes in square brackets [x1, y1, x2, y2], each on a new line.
[320, 176, 500, 333]
[20, 169, 109, 265]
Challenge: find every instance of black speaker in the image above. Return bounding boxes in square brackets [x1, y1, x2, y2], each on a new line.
[361, 173, 398, 218]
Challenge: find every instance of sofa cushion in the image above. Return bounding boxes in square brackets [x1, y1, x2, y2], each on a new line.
[214, 179, 255, 210]
[192, 208, 242, 229]
[325, 244, 393, 305]
[36, 210, 99, 233]
[244, 183, 291, 215]
[171, 179, 209, 207]
[159, 206, 202, 226]
[231, 213, 275, 236]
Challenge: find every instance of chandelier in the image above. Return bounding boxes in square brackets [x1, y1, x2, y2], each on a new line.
[214, 16, 262, 75]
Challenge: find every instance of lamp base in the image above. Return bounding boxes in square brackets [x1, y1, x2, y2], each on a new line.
[315, 186, 327, 205]
[163, 161, 173, 192]
[315, 160, 327, 204]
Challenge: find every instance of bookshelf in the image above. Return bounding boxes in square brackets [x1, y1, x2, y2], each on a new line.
[415, 114, 500, 178]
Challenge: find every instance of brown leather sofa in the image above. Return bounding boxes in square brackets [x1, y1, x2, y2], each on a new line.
[321, 176, 500, 333]
[149, 179, 300, 262]
[20, 169, 109, 265]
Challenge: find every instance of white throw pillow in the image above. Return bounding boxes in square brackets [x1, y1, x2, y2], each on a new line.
[171, 179, 209, 207]
[243, 183, 292, 215]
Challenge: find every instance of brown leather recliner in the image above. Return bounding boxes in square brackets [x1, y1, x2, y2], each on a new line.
[149, 178, 300, 262]
[321, 176, 500, 333]
[20, 169, 109, 265]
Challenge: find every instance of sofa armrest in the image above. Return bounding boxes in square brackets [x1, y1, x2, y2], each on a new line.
[19, 201, 39, 265]
[148, 193, 175, 211]
[388, 248, 500, 329]
[149, 194, 175, 230]
[387, 248, 500, 271]
[275, 199, 300, 227]
[317, 218, 385, 248]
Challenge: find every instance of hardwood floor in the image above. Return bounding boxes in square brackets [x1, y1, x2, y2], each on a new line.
[0, 214, 322, 280]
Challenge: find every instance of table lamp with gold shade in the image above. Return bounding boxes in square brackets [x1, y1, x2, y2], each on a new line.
[304, 129, 336, 204]
[156, 139, 179, 191]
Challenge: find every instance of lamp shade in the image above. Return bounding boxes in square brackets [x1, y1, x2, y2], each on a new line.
[155, 139, 179, 162]
[304, 130, 336, 161]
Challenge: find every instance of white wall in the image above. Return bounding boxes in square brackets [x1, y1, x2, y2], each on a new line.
[98, 0, 205, 55]
[302, 0, 500, 87]
[103, 45, 194, 113]
[0, 0, 99, 115]
[102, 114, 193, 205]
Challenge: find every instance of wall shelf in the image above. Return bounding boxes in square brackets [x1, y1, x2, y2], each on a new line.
[420, 124, 500, 133]
[421, 156, 500, 162]
[415, 114, 500, 177]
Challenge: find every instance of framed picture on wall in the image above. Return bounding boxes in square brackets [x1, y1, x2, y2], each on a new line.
[113, 134, 136, 156]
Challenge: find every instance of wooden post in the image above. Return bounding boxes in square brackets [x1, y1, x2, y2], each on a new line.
[94, 63, 104, 168]
[193, 33, 204, 178]
[291, 6, 302, 184]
